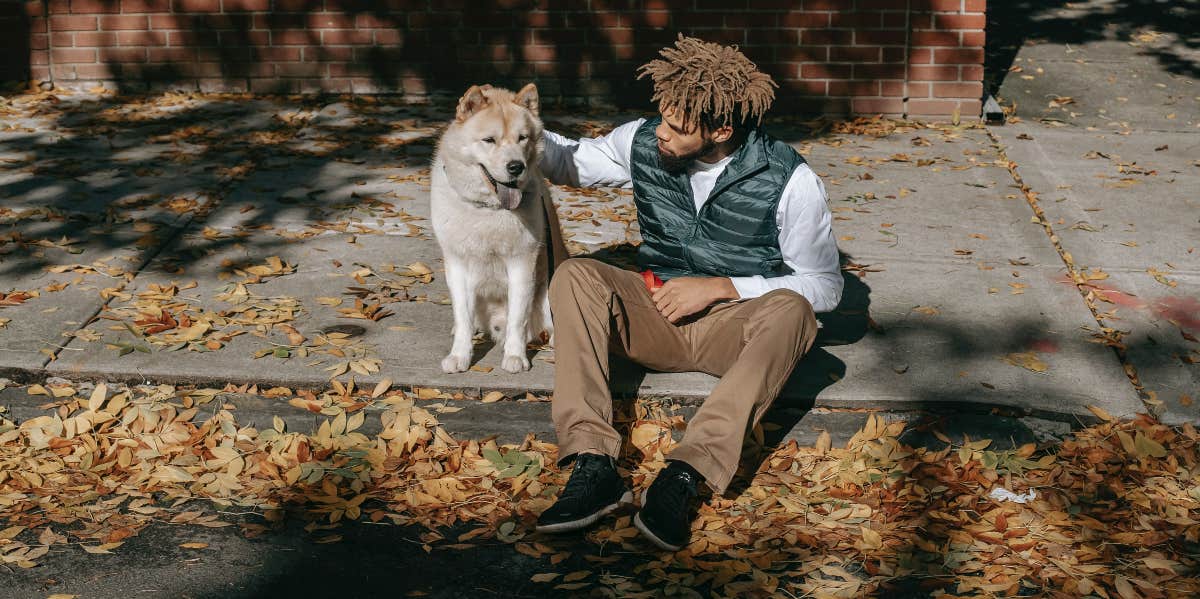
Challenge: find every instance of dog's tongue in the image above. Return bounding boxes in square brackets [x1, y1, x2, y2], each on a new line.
[497, 184, 523, 210]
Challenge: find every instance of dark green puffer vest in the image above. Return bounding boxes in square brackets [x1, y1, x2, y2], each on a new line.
[631, 117, 806, 281]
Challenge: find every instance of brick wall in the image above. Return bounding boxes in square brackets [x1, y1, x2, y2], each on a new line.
[4, 0, 986, 119]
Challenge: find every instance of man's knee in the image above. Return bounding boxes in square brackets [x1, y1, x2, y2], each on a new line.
[755, 289, 818, 337]
[549, 258, 606, 305]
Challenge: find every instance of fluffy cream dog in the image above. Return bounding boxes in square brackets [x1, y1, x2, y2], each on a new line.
[430, 84, 565, 374]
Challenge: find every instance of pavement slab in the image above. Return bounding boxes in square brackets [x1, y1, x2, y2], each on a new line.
[994, 124, 1200, 423]
[2, 91, 1151, 426]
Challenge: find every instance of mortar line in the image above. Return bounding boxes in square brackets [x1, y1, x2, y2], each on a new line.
[37, 216, 197, 372]
[986, 127, 1146, 405]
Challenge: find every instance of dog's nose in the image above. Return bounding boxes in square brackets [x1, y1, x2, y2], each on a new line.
[506, 161, 525, 177]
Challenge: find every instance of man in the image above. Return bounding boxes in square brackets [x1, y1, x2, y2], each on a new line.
[534, 35, 842, 551]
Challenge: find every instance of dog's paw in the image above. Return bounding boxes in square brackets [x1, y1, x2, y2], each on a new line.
[441, 354, 471, 373]
[501, 353, 531, 373]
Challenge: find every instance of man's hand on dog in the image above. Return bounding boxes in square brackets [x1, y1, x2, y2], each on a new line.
[651, 277, 739, 323]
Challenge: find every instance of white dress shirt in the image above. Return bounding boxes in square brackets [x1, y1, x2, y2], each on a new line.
[540, 119, 844, 313]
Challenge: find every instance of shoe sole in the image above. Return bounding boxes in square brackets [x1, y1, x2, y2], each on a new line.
[535, 490, 632, 534]
[633, 488, 684, 552]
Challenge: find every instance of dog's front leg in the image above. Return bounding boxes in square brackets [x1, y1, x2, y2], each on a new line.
[501, 254, 536, 373]
[442, 256, 476, 373]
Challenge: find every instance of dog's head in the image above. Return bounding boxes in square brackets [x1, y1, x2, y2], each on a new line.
[450, 83, 542, 210]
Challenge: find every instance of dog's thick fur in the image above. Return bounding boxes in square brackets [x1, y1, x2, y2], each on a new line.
[430, 83, 563, 374]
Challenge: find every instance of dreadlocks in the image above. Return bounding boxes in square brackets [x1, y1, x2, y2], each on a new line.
[637, 34, 777, 132]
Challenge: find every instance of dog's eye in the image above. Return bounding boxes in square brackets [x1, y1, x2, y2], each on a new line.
[482, 137, 496, 144]
[518, 134, 528, 141]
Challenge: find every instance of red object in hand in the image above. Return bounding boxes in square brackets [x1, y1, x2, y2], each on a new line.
[641, 269, 664, 293]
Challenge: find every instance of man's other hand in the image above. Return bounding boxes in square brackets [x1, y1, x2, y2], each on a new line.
[651, 277, 739, 323]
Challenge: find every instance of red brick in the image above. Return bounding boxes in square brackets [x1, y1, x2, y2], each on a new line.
[961, 30, 985, 47]
[306, 46, 353, 61]
[51, 32, 75, 47]
[909, 47, 933, 63]
[781, 11, 829, 28]
[222, 0, 269, 10]
[961, 64, 983, 82]
[104, 47, 146, 62]
[31, 65, 52, 79]
[907, 82, 931, 98]
[75, 63, 113, 78]
[70, 0, 119, 13]
[881, 12, 908, 28]
[835, 11, 881, 28]
[934, 13, 985, 29]
[908, 13, 932, 29]
[147, 46, 196, 62]
[171, 0, 218, 11]
[854, 64, 904, 79]
[803, 29, 853, 45]
[746, 28, 799, 47]
[74, 31, 117, 45]
[924, 0, 963, 9]
[830, 46, 880, 62]
[778, 45, 826, 62]
[522, 44, 556, 62]
[880, 80, 905, 96]
[271, 30, 311, 46]
[118, 30, 167, 45]
[219, 30, 268, 46]
[51, 64, 77, 80]
[933, 81, 983, 98]
[101, 15, 148, 30]
[910, 31, 958, 46]
[644, 10, 670, 28]
[374, 29, 403, 45]
[308, 12, 353, 29]
[800, 63, 850, 79]
[260, 46, 302, 61]
[801, 0, 840, 9]
[149, 15, 183, 29]
[276, 63, 324, 77]
[672, 12, 723, 27]
[600, 26, 634, 45]
[964, 0, 986, 11]
[322, 29, 373, 45]
[28, 50, 49, 65]
[254, 13, 306, 29]
[907, 98, 959, 116]
[121, 0, 169, 12]
[852, 97, 903, 114]
[51, 15, 97, 31]
[908, 65, 959, 80]
[855, 30, 907, 46]
[25, 2, 47, 17]
[51, 47, 97, 63]
[934, 47, 984, 64]
[828, 79, 878, 96]
[30, 32, 50, 50]
[725, 13, 778, 28]
[881, 46, 906, 63]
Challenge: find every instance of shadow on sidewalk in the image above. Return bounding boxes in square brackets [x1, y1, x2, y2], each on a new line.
[985, 0, 1199, 97]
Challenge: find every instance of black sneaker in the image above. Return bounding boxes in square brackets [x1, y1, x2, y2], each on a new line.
[634, 460, 701, 551]
[535, 453, 631, 533]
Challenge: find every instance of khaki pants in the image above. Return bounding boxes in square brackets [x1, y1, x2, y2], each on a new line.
[548, 258, 818, 493]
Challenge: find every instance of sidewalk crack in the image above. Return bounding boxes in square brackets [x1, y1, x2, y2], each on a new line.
[986, 128, 1147, 403]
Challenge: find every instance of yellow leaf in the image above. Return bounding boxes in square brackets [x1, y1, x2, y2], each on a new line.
[371, 378, 392, 398]
[316, 296, 343, 306]
[481, 391, 505, 403]
[88, 383, 107, 412]
[563, 570, 590, 582]
[815, 430, 831, 454]
[179, 542, 208, 549]
[1002, 352, 1048, 373]
[530, 573, 559, 583]
[1086, 405, 1116, 422]
[861, 526, 882, 549]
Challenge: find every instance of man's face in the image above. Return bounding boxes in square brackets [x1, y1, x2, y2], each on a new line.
[654, 105, 716, 174]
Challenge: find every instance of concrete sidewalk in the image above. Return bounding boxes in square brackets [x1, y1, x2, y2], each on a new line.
[0, 90, 1155, 429]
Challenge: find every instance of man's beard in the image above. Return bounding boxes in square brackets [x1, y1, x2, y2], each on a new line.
[658, 138, 717, 175]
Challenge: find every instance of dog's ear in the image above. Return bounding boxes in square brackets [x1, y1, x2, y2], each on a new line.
[514, 83, 539, 116]
[456, 85, 489, 122]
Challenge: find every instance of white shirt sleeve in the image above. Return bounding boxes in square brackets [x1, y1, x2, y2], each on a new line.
[539, 118, 645, 188]
[728, 163, 844, 313]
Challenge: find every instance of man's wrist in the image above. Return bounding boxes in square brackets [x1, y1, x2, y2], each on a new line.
[713, 277, 740, 302]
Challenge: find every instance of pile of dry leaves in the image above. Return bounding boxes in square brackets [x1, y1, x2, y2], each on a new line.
[1, 380, 1197, 597]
